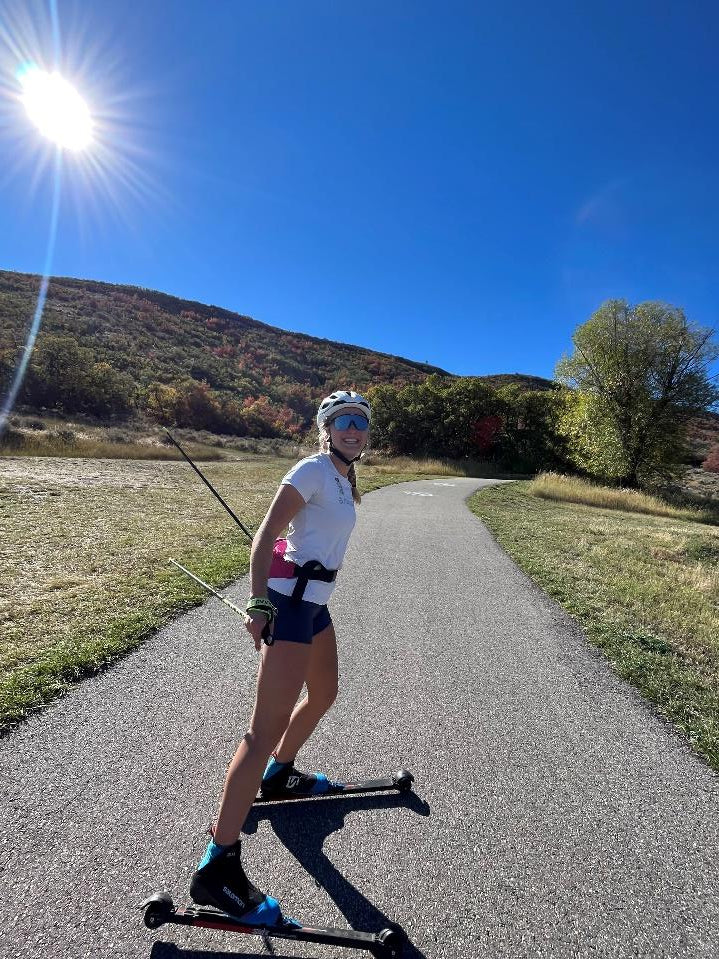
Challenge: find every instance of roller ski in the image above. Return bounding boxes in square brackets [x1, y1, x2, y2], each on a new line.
[143, 839, 403, 958]
[142, 838, 404, 956]
[142, 892, 404, 958]
[256, 756, 414, 803]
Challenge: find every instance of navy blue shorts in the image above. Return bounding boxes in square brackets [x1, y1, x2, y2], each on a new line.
[267, 587, 332, 645]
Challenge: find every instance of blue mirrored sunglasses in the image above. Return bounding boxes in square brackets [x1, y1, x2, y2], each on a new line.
[330, 413, 369, 431]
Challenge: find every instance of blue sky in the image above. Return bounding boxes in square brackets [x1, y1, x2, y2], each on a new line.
[1, 0, 718, 381]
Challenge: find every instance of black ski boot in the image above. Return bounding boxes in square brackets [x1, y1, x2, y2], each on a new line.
[189, 840, 282, 925]
[260, 757, 334, 799]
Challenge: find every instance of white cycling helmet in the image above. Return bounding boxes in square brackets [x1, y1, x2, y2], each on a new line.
[316, 391, 371, 429]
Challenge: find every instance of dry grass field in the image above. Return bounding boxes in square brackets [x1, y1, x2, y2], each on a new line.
[0, 451, 458, 731]
[531, 471, 719, 523]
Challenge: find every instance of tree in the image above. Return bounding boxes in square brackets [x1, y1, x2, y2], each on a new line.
[438, 377, 501, 458]
[177, 379, 223, 431]
[83, 362, 136, 417]
[556, 300, 719, 488]
[144, 382, 182, 425]
[495, 385, 570, 473]
[21, 335, 135, 417]
[242, 395, 279, 437]
[371, 377, 551, 464]
[366, 382, 430, 455]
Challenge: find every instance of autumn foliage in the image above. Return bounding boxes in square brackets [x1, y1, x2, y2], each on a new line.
[0, 271, 442, 433]
[703, 446, 719, 473]
[367, 376, 570, 470]
[2, 274, 717, 481]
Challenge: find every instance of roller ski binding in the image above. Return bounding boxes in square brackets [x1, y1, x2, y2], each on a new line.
[256, 765, 414, 803]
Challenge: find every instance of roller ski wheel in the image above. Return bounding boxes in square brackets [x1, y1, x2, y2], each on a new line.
[374, 925, 406, 958]
[141, 891, 175, 929]
[393, 769, 414, 792]
[140, 895, 404, 957]
[255, 767, 415, 803]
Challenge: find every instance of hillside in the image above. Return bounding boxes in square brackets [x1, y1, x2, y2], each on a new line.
[1, 270, 716, 464]
[0, 270, 450, 434]
[476, 373, 557, 392]
[686, 411, 719, 462]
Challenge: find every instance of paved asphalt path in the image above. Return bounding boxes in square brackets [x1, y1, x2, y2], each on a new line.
[1, 477, 718, 959]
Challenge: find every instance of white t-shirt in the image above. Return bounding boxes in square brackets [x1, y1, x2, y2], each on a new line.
[267, 452, 356, 604]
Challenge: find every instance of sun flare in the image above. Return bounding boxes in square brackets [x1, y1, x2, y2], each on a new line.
[18, 63, 92, 150]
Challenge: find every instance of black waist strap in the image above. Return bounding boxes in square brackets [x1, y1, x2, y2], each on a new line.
[291, 560, 337, 603]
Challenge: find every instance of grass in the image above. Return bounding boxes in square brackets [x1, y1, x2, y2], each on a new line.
[0, 421, 289, 461]
[1, 432, 224, 460]
[0, 451, 456, 733]
[469, 477, 719, 771]
[531, 471, 719, 525]
[1, 420, 526, 479]
[360, 452, 524, 481]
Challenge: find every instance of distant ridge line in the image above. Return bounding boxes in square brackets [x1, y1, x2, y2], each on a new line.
[1, 269, 449, 376]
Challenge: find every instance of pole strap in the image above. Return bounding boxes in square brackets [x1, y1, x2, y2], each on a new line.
[245, 596, 278, 623]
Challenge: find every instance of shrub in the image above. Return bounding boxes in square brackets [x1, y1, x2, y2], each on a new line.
[703, 445, 719, 474]
[0, 427, 25, 450]
[106, 429, 132, 443]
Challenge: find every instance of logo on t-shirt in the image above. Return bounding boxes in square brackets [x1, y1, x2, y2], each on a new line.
[334, 475, 350, 504]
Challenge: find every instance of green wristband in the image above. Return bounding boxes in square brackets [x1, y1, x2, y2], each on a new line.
[246, 597, 278, 623]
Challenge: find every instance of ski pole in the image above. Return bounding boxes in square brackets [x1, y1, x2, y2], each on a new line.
[169, 559, 246, 616]
[169, 559, 273, 644]
[163, 428, 254, 543]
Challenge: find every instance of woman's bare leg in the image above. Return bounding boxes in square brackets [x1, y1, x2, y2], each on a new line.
[273, 623, 338, 763]
[213, 640, 311, 845]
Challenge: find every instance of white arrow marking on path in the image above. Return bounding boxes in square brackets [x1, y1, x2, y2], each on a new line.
[432, 482, 457, 486]
[404, 491, 433, 496]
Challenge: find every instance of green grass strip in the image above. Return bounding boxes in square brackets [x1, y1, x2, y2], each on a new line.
[469, 482, 719, 771]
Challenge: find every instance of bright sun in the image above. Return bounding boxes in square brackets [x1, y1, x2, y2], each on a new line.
[18, 64, 92, 151]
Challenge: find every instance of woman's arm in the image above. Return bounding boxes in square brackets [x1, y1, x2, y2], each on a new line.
[250, 483, 306, 598]
[245, 483, 306, 650]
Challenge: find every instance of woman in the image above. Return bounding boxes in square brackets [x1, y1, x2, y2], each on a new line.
[189, 390, 372, 926]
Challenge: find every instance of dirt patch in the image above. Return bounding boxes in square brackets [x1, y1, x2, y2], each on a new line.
[0, 456, 177, 494]
[679, 466, 719, 502]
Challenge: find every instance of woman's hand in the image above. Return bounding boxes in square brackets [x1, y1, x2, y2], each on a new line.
[244, 610, 271, 651]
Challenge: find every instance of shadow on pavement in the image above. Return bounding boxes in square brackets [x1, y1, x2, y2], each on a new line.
[243, 790, 430, 959]
[151, 944, 275, 959]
